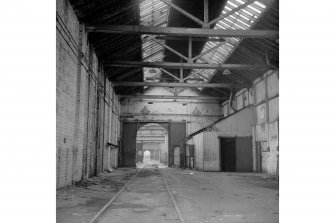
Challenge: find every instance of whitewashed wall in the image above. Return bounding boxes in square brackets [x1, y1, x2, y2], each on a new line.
[187, 70, 278, 175]
[253, 70, 279, 175]
[200, 107, 254, 171]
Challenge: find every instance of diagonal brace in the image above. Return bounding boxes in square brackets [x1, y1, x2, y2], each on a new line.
[152, 37, 189, 61]
[160, 68, 181, 81]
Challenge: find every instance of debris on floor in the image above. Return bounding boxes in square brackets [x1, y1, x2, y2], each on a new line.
[56, 168, 138, 223]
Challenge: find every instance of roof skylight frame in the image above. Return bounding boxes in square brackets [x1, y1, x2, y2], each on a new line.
[187, 0, 268, 90]
[139, 0, 171, 85]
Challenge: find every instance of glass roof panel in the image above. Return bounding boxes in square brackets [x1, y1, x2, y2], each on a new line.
[140, 0, 170, 82]
[188, 0, 267, 89]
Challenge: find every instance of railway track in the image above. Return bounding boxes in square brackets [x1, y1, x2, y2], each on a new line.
[88, 168, 185, 223]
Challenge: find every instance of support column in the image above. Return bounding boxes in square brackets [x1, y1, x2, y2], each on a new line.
[203, 0, 209, 28]
[180, 69, 183, 82]
[188, 37, 192, 63]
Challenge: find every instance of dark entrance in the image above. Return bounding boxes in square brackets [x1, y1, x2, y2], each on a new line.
[220, 138, 236, 172]
[220, 137, 253, 172]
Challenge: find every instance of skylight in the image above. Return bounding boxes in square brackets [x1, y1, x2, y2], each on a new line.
[187, 0, 267, 89]
[140, 0, 170, 87]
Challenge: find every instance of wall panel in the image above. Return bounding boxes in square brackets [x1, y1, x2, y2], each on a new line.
[269, 97, 279, 122]
[203, 132, 220, 171]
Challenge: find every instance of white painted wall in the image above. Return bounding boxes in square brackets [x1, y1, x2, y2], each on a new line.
[253, 70, 279, 175]
[122, 87, 222, 168]
[187, 70, 278, 175]
[200, 107, 254, 171]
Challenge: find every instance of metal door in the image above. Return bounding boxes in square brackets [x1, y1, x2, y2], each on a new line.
[235, 137, 253, 172]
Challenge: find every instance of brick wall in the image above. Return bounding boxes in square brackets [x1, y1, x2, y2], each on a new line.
[56, 0, 120, 189]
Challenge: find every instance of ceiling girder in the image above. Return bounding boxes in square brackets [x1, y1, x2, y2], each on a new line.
[105, 61, 270, 70]
[120, 94, 225, 100]
[86, 25, 279, 38]
[111, 81, 248, 89]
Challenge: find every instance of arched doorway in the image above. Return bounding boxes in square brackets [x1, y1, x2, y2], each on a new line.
[120, 122, 186, 168]
[136, 123, 168, 168]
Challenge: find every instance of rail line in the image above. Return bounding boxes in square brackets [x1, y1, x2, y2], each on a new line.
[88, 169, 142, 223]
[158, 168, 185, 223]
[88, 167, 185, 223]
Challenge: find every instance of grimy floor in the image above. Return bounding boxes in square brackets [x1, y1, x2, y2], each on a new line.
[57, 167, 279, 223]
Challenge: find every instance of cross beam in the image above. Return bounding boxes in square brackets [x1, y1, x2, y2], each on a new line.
[155, 36, 226, 42]
[105, 61, 270, 70]
[86, 25, 279, 38]
[112, 82, 248, 89]
[120, 95, 225, 100]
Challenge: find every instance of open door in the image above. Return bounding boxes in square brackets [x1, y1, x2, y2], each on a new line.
[220, 138, 236, 172]
[220, 137, 253, 172]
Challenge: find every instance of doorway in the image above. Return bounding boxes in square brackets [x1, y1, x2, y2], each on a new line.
[136, 123, 168, 168]
[220, 137, 253, 172]
[120, 121, 186, 168]
[220, 138, 236, 172]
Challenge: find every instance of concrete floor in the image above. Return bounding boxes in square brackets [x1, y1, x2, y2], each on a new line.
[57, 167, 278, 223]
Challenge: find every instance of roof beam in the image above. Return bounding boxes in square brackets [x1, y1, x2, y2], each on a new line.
[111, 82, 248, 89]
[155, 36, 226, 42]
[159, 0, 205, 26]
[86, 25, 279, 38]
[120, 95, 225, 100]
[105, 61, 270, 70]
[146, 77, 203, 82]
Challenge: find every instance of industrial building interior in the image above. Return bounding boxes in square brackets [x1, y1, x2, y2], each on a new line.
[56, 0, 279, 222]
